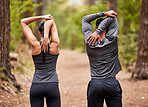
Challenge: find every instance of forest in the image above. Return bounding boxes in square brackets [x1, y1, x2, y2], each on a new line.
[0, 0, 148, 107]
[10, 0, 141, 66]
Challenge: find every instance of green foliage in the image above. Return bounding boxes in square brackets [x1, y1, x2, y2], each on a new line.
[118, 0, 141, 34]
[118, 34, 138, 65]
[10, 0, 142, 67]
[44, 0, 141, 66]
[45, 0, 108, 49]
[118, 0, 142, 66]
[10, 0, 40, 51]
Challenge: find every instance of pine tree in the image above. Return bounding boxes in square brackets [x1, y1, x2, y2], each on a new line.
[132, 0, 148, 79]
[0, 0, 20, 89]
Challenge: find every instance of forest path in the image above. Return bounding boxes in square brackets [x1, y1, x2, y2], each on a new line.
[0, 49, 148, 107]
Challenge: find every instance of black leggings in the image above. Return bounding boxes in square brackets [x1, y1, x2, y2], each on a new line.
[30, 82, 61, 107]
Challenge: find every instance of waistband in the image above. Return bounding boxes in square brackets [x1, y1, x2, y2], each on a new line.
[32, 82, 58, 84]
[91, 76, 116, 81]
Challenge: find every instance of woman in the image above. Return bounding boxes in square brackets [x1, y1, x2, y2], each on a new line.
[21, 14, 60, 107]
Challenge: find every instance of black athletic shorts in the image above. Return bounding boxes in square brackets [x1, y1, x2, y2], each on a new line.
[30, 82, 61, 107]
[87, 77, 122, 107]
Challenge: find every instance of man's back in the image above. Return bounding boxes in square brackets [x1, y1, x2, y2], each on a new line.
[82, 14, 122, 79]
[82, 11, 122, 107]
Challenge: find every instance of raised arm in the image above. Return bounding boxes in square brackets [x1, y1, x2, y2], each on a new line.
[44, 20, 60, 54]
[82, 12, 105, 42]
[21, 15, 52, 47]
[86, 10, 118, 47]
[96, 17, 118, 36]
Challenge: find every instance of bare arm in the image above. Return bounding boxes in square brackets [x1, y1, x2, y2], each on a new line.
[21, 15, 52, 47]
[44, 20, 60, 54]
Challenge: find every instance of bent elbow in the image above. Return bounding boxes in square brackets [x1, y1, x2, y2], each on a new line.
[21, 19, 29, 25]
[21, 20, 25, 27]
[21, 19, 25, 24]
[21, 19, 27, 26]
[82, 16, 87, 22]
[56, 41, 60, 46]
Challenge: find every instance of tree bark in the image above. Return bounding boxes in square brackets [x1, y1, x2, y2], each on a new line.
[21, 0, 33, 43]
[84, 0, 95, 5]
[34, 0, 43, 41]
[0, 0, 20, 89]
[132, 0, 148, 79]
[108, 0, 117, 13]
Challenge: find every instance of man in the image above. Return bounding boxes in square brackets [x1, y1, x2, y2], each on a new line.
[82, 10, 122, 107]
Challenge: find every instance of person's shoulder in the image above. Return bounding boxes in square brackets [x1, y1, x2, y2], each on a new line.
[106, 16, 117, 20]
[105, 17, 117, 24]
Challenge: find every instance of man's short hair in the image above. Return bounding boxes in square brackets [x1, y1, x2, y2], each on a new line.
[96, 18, 104, 27]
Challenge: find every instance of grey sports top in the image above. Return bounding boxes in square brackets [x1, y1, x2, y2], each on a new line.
[32, 41, 59, 83]
[82, 12, 122, 79]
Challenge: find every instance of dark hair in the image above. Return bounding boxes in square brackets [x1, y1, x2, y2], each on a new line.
[96, 18, 104, 27]
[39, 21, 49, 63]
[38, 21, 51, 38]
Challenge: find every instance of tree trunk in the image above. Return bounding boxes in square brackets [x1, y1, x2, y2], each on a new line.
[34, 0, 43, 41]
[21, 0, 33, 43]
[132, 0, 148, 79]
[0, 0, 20, 89]
[84, 0, 95, 5]
[42, 0, 46, 12]
[108, 0, 117, 13]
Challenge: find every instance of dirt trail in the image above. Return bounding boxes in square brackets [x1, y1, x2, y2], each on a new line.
[57, 50, 148, 107]
[0, 49, 148, 107]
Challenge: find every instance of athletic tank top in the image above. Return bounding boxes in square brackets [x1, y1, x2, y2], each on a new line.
[32, 41, 59, 83]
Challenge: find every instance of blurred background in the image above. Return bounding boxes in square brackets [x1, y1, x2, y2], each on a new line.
[1, 0, 148, 107]
[10, 0, 141, 68]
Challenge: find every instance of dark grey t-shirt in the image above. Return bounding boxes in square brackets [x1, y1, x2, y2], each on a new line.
[82, 12, 122, 79]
